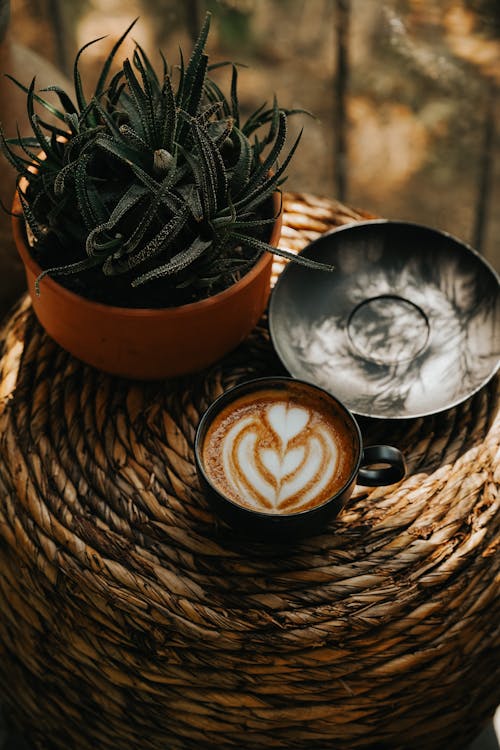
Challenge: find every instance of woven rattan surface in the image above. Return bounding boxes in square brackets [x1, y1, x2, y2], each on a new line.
[0, 192, 498, 750]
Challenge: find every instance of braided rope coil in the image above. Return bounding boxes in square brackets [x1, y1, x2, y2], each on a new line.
[0, 193, 498, 750]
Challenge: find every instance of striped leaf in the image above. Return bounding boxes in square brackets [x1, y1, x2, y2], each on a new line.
[94, 18, 139, 98]
[104, 205, 190, 275]
[131, 237, 212, 286]
[230, 232, 335, 272]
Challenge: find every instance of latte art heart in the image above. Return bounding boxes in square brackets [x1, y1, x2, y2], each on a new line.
[221, 404, 338, 512]
[202, 387, 355, 516]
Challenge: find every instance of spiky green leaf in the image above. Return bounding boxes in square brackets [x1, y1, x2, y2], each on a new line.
[94, 18, 139, 98]
[104, 205, 190, 275]
[4, 74, 67, 123]
[131, 236, 212, 286]
[231, 231, 335, 272]
[35, 254, 104, 295]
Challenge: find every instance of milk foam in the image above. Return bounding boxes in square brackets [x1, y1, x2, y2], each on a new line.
[219, 401, 339, 513]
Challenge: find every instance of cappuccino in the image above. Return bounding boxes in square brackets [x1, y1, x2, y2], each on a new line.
[201, 383, 356, 515]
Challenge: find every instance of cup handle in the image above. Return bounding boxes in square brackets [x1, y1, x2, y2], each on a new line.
[358, 445, 406, 486]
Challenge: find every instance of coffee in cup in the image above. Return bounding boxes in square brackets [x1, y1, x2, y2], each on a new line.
[195, 377, 406, 539]
[201, 382, 356, 515]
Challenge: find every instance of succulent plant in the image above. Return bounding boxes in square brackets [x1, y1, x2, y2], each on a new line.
[1, 14, 330, 307]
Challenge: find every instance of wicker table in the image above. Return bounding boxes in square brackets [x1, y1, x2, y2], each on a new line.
[0, 193, 498, 750]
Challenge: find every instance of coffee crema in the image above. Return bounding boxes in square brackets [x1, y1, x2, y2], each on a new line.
[201, 385, 356, 515]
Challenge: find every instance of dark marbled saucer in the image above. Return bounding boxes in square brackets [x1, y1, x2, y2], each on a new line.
[269, 220, 500, 419]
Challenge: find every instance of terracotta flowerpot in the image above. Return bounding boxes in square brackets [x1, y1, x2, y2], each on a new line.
[12, 189, 281, 380]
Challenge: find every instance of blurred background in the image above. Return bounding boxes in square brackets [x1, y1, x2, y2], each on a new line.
[0, 0, 499, 313]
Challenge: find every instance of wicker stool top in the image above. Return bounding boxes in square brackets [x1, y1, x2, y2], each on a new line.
[0, 192, 498, 750]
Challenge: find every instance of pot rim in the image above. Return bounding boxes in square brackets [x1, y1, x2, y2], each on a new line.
[12, 182, 281, 318]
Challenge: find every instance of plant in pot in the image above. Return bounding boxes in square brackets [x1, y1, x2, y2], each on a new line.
[0, 13, 329, 379]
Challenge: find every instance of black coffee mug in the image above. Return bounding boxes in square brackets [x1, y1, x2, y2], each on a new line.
[194, 377, 406, 540]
